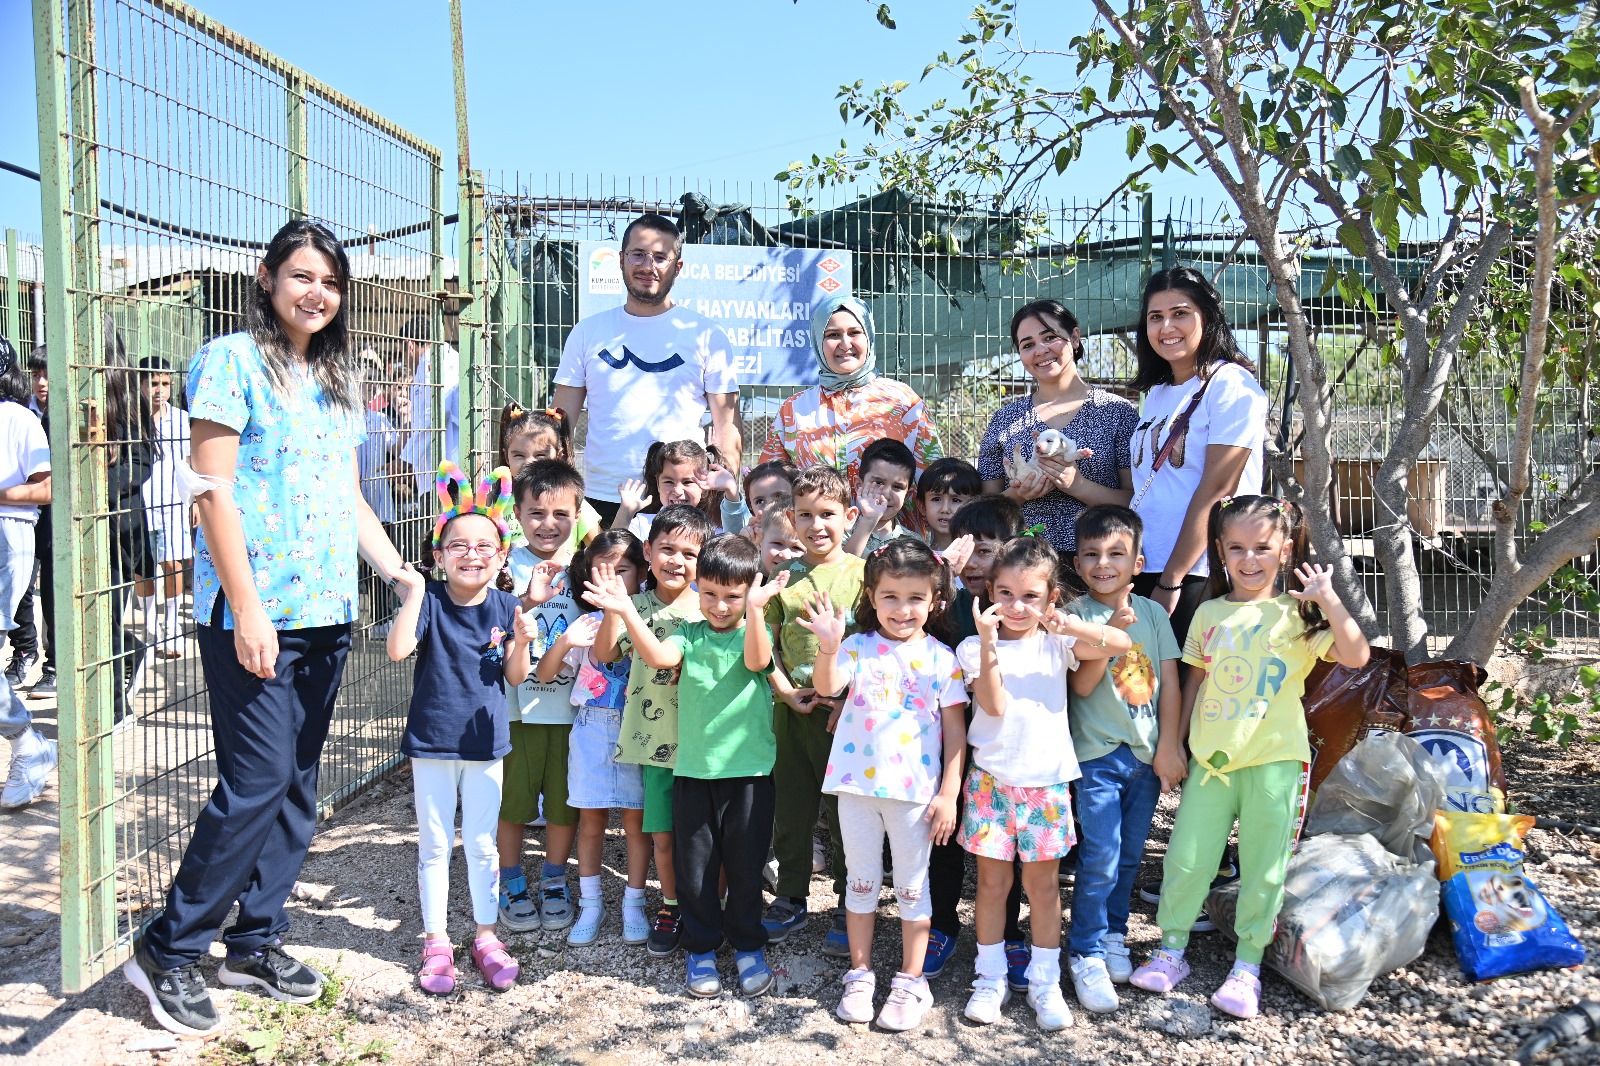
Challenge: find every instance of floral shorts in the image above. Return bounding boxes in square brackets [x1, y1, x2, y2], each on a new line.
[957, 766, 1077, 862]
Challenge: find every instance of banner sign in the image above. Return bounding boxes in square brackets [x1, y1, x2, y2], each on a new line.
[578, 242, 852, 388]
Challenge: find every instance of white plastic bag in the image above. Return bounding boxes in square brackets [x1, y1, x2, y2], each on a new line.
[1305, 729, 1450, 863]
[1207, 832, 1438, 1011]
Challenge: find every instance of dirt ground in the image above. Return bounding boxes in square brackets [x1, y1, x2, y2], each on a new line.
[4, 710, 1598, 1066]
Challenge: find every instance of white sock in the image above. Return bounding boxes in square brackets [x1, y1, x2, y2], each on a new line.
[138, 594, 157, 642]
[163, 597, 180, 636]
[578, 874, 602, 901]
[1027, 945, 1062, 985]
[624, 886, 647, 905]
[975, 941, 1007, 981]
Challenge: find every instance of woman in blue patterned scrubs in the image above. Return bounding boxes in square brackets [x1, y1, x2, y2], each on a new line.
[125, 220, 414, 1037]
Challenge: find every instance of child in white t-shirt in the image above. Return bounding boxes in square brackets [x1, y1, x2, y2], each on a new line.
[955, 535, 1130, 1032]
[804, 538, 968, 1033]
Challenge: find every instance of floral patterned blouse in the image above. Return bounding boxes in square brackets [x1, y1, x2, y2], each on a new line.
[187, 333, 367, 631]
[759, 377, 943, 487]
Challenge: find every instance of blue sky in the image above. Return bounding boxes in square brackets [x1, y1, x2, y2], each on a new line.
[0, 0, 1223, 241]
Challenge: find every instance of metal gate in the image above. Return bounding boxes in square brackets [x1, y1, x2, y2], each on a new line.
[33, 0, 447, 991]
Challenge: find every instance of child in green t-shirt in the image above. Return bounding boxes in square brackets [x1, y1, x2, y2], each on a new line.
[588, 533, 786, 999]
[593, 504, 713, 957]
[761, 466, 865, 954]
[1063, 505, 1181, 1014]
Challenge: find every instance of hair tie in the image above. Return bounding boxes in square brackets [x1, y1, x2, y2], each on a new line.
[1022, 523, 1046, 538]
[506, 403, 526, 421]
[543, 407, 562, 421]
[871, 544, 890, 558]
[432, 460, 517, 551]
[1219, 495, 1235, 509]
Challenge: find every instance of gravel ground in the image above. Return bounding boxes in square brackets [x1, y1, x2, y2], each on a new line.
[7, 730, 1599, 1066]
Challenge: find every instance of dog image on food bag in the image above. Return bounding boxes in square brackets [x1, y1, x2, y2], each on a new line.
[1472, 871, 1548, 934]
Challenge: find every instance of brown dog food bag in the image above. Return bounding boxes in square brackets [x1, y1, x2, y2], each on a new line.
[1305, 648, 1409, 796]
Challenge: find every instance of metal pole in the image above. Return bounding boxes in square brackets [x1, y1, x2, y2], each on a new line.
[4, 230, 18, 345]
[285, 71, 309, 220]
[451, 0, 485, 465]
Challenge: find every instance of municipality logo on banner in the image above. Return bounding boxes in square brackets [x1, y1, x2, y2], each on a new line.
[579, 241, 853, 387]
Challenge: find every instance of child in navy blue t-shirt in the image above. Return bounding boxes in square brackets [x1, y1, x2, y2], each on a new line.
[389, 465, 535, 996]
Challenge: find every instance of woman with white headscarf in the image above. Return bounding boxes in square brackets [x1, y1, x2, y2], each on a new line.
[758, 294, 943, 486]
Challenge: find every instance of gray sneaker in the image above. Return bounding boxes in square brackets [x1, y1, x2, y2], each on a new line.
[218, 941, 324, 1004]
[123, 945, 222, 1036]
[539, 875, 575, 931]
[26, 671, 54, 700]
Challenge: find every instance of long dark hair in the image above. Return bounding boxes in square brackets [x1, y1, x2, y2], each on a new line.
[0, 338, 26, 405]
[102, 319, 158, 461]
[247, 219, 356, 410]
[1009, 299, 1086, 360]
[855, 538, 957, 646]
[1203, 494, 1327, 638]
[640, 439, 726, 521]
[1131, 266, 1254, 391]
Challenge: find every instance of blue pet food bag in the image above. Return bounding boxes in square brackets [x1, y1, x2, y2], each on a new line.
[1443, 869, 1586, 981]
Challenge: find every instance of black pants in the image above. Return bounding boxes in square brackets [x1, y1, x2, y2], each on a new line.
[929, 791, 1024, 941]
[673, 774, 775, 954]
[1131, 572, 1209, 651]
[141, 597, 351, 968]
[10, 508, 53, 669]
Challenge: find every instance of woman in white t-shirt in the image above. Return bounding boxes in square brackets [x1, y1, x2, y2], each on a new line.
[137, 357, 193, 657]
[1127, 267, 1268, 647]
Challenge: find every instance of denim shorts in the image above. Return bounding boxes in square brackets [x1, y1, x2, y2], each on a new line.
[566, 705, 644, 810]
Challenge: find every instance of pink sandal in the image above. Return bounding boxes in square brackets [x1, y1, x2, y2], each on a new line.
[1210, 965, 1261, 1018]
[418, 942, 457, 996]
[1129, 948, 1191, 993]
[471, 935, 519, 991]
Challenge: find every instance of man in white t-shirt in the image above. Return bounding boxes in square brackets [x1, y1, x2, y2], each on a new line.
[396, 315, 461, 502]
[552, 214, 741, 526]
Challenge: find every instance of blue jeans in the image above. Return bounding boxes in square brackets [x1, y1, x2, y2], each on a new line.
[1068, 744, 1162, 958]
[0, 516, 37, 739]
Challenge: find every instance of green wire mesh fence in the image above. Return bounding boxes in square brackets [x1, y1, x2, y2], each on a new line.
[33, 0, 447, 991]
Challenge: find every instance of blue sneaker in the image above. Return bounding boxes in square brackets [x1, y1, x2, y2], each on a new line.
[1004, 939, 1032, 992]
[923, 928, 957, 978]
[760, 897, 808, 944]
[821, 908, 850, 958]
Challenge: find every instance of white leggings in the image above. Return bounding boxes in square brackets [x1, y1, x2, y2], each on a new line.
[412, 757, 503, 935]
[836, 792, 934, 921]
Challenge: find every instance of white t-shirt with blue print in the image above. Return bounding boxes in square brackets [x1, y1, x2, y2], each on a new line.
[186, 332, 367, 631]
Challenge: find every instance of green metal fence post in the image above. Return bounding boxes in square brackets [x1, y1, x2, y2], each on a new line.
[286, 71, 309, 220]
[451, 0, 486, 464]
[4, 230, 18, 345]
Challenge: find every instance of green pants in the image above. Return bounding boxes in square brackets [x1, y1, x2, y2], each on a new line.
[1155, 757, 1309, 964]
[772, 703, 846, 900]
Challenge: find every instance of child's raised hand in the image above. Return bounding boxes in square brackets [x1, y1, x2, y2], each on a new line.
[1289, 562, 1338, 608]
[939, 534, 974, 579]
[854, 488, 889, 526]
[617, 478, 653, 515]
[563, 612, 602, 649]
[924, 792, 958, 846]
[1027, 603, 1073, 637]
[1109, 587, 1139, 631]
[582, 561, 633, 614]
[512, 606, 538, 645]
[699, 461, 740, 496]
[522, 559, 563, 606]
[796, 592, 848, 652]
[391, 563, 425, 602]
[745, 570, 790, 613]
[973, 600, 1004, 641]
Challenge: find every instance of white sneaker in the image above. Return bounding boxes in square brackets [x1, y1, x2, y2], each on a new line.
[963, 975, 1010, 1024]
[621, 899, 650, 945]
[876, 972, 933, 1032]
[836, 967, 876, 1024]
[1069, 955, 1119, 1014]
[762, 856, 780, 892]
[1102, 933, 1133, 983]
[1, 729, 57, 810]
[567, 897, 606, 946]
[812, 837, 827, 874]
[1028, 979, 1074, 1031]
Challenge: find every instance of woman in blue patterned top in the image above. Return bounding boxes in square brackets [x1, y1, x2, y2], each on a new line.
[978, 300, 1137, 557]
[125, 220, 413, 1038]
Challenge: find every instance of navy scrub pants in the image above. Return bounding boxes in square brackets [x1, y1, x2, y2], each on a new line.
[141, 597, 351, 969]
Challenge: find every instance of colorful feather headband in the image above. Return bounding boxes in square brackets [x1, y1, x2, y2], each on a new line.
[432, 460, 516, 551]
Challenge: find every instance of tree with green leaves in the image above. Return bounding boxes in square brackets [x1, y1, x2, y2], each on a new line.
[785, 0, 1600, 667]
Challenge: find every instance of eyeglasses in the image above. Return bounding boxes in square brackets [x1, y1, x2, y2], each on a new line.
[623, 249, 676, 267]
[442, 541, 500, 558]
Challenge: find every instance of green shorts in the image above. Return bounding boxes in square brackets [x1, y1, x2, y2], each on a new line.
[501, 722, 578, 827]
[642, 764, 675, 834]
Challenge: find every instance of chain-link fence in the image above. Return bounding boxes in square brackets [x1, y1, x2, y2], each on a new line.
[34, 0, 447, 991]
[474, 174, 1596, 655]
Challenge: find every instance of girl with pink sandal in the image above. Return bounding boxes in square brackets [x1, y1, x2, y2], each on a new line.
[1128, 497, 1368, 1018]
[389, 463, 538, 995]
